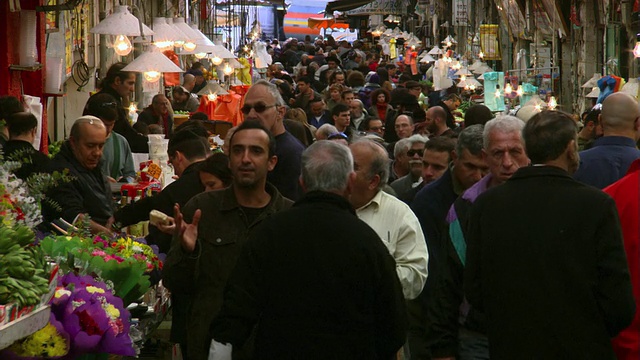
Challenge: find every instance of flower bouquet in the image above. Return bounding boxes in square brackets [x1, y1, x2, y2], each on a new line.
[39, 234, 164, 305]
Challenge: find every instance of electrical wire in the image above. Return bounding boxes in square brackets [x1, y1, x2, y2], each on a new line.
[70, 0, 90, 89]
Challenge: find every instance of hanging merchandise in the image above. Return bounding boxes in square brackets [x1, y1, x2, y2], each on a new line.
[433, 59, 453, 91]
[520, 83, 538, 107]
[235, 58, 252, 85]
[620, 78, 639, 100]
[253, 42, 272, 69]
[596, 75, 624, 104]
[483, 72, 505, 112]
[390, 38, 397, 59]
[23, 95, 44, 152]
[479, 25, 501, 61]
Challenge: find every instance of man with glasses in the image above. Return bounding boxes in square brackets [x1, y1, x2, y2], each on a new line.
[241, 80, 305, 200]
[349, 139, 428, 301]
[363, 118, 385, 138]
[83, 93, 136, 183]
[390, 135, 428, 204]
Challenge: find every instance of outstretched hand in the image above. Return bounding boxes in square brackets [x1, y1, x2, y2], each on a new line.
[174, 203, 201, 253]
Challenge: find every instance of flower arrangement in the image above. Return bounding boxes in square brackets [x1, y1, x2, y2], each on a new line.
[3, 321, 69, 359]
[0, 160, 42, 228]
[50, 273, 135, 358]
[39, 234, 164, 305]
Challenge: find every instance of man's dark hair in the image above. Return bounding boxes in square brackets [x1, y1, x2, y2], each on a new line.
[0, 96, 23, 120]
[168, 129, 210, 161]
[308, 97, 324, 106]
[331, 103, 350, 118]
[390, 88, 418, 108]
[584, 108, 601, 125]
[190, 112, 209, 121]
[413, 108, 426, 123]
[7, 112, 37, 137]
[456, 124, 484, 156]
[341, 89, 354, 100]
[172, 86, 189, 96]
[173, 120, 210, 138]
[229, 120, 276, 157]
[464, 104, 494, 127]
[102, 62, 134, 88]
[347, 71, 365, 87]
[398, 74, 413, 84]
[385, 64, 396, 70]
[443, 93, 462, 103]
[523, 110, 578, 164]
[425, 136, 455, 155]
[297, 76, 311, 84]
[83, 93, 119, 122]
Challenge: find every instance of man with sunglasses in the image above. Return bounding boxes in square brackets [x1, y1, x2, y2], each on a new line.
[241, 80, 305, 200]
[390, 134, 428, 204]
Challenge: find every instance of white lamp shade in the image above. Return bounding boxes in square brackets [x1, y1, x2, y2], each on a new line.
[585, 87, 600, 98]
[90, 6, 154, 36]
[191, 25, 216, 47]
[122, 46, 184, 73]
[197, 81, 229, 96]
[419, 54, 436, 63]
[428, 46, 443, 55]
[210, 44, 236, 59]
[467, 78, 482, 87]
[165, 18, 190, 43]
[227, 58, 242, 67]
[621, 78, 639, 99]
[468, 60, 485, 71]
[455, 67, 473, 76]
[152, 17, 184, 45]
[582, 73, 601, 88]
[173, 18, 199, 40]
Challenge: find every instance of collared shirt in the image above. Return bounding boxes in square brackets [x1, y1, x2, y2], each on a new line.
[574, 136, 640, 189]
[356, 190, 429, 299]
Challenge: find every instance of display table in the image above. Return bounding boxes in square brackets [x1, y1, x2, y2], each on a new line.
[0, 305, 50, 350]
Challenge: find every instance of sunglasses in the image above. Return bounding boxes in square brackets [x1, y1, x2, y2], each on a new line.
[407, 149, 424, 157]
[241, 102, 277, 115]
[369, 126, 385, 131]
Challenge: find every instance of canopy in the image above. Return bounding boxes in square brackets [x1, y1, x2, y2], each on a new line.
[325, 0, 375, 13]
[346, 0, 410, 16]
[308, 17, 349, 29]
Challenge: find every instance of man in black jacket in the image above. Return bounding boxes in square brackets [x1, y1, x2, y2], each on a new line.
[44, 116, 113, 235]
[210, 140, 407, 360]
[3, 112, 50, 180]
[465, 111, 634, 358]
[89, 62, 149, 153]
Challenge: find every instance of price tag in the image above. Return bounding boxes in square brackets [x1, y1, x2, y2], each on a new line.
[147, 163, 162, 180]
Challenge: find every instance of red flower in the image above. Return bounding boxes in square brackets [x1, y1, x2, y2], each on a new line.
[77, 310, 103, 336]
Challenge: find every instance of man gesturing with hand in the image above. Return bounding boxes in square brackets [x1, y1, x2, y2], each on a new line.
[163, 120, 293, 360]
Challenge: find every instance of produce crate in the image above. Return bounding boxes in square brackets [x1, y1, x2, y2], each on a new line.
[0, 305, 51, 350]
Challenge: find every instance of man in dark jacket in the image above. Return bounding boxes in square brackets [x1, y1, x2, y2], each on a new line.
[465, 111, 635, 358]
[438, 93, 461, 130]
[164, 120, 293, 360]
[90, 62, 149, 153]
[43, 116, 113, 235]
[3, 112, 50, 180]
[211, 140, 407, 360]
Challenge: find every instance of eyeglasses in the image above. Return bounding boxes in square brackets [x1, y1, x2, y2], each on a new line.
[241, 102, 277, 115]
[100, 102, 117, 108]
[327, 132, 349, 141]
[407, 149, 424, 157]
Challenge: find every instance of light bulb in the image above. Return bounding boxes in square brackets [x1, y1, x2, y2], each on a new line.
[144, 71, 161, 82]
[504, 83, 513, 94]
[114, 35, 132, 56]
[195, 52, 207, 59]
[183, 41, 197, 52]
[548, 96, 557, 110]
[469, 84, 476, 91]
[212, 56, 223, 65]
[174, 40, 185, 48]
[207, 93, 218, 101]
[411, 45, 416, 50]
[516, 85, 524, 96]
[248, 50, 254, 58]
[634, 42, 640, 58]
[243, 45, 249, 52]
[495, 89, 501, 98]
[460, 75, 467, 82]
[534, 104, 542, 111]
[154, 41, 174, 50]
[223, 63, 233, 75]
[479, 51, 484, 59]
[128, 103, 137, 113]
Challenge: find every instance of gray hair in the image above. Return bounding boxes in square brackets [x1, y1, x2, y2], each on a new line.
[252, 79, 286, 106]
[301, 141, 353, 193]
[351, 99, 364, 109]
[456, 124, 485, 156]
[483, 115, 525, 149]
[394, 137, 413, 158]
[407, 134, 428, 147]
[352, 139, 390, 189]
[316, 124, 338, 140]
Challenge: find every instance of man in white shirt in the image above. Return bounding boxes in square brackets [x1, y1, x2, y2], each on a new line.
[349, 139, 429, 299]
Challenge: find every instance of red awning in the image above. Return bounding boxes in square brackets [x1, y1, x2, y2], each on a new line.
[308, 17, 350, 29]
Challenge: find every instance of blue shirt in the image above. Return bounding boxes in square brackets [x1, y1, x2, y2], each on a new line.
[573, 136, 640, 189]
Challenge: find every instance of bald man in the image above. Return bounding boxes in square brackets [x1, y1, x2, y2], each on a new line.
[425, 106, 456, 137]
[574, 92, 640, 188]
[183, 73, 196, 92]
[44, 116, 114, 235]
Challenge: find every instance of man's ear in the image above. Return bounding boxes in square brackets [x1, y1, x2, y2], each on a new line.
[451, 149, 459, 162]
[267, 155, 278, 172]
[345, 171, 356, 195]
[368, 173, 381, 191]
[299, 176, 306, 193]
[276, 104, 286, 120]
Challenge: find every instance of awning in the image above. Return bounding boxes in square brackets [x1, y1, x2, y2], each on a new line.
[325, 0, 375, 14]
[308, 17, 350, 29]
[346, 0, 410, 16]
